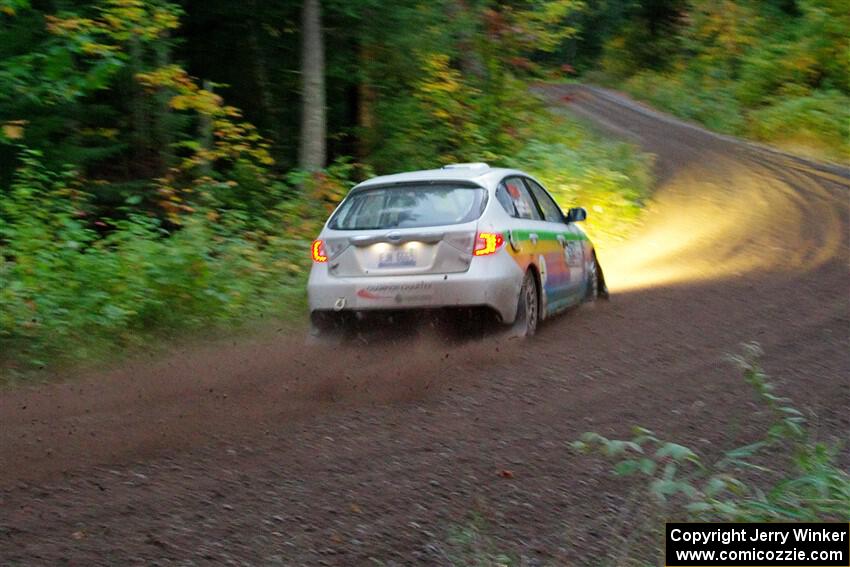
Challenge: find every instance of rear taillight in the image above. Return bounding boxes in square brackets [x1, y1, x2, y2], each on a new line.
[311, 239, 328, 263]
[473, 232, 505, 256]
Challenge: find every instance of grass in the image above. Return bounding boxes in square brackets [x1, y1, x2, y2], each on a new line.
[571, 343, 850, 562]
[443, 515, 518, 567]
[438, 345, 849, 565]
[610, 71, 849, 164]
[0, 150, 315, 380]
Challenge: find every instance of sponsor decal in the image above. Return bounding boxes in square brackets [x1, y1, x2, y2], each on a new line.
[356, 289, 385, 300]
[356, 282, 434, 302]
[565, 241, 582, 264]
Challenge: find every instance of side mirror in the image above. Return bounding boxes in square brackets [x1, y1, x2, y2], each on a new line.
[565, 207, 587, 223]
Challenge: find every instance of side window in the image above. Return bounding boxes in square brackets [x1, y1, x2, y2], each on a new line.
[524, 178, 564, 223]
[495, 184, 517, 216]
[497, 177, 541, 220]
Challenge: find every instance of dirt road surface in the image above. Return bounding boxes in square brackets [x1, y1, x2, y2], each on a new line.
[2, 85, 848, 565]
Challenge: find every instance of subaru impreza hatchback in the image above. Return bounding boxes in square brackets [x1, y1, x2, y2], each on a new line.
[307, 163, 607, 337]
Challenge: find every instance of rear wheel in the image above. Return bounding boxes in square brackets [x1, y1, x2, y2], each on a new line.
[585, 253, 609, 302]
[511, 270, 539, 337]
[585, 255, 599, 302]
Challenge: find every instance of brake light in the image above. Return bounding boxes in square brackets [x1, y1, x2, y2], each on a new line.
[473, 232, 505, 256]
[311, 239, 328, 263]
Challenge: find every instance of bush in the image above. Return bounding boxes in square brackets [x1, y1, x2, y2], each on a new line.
[620, 70, 849, 163]
[0, 150, 346, 375]
[507, 110, 652, 246]
[748, 91, 850, 162]
[443, 515, 517, 566]
[623, 71, 747, 135]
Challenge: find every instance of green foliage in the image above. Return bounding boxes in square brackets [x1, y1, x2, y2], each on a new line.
[0, 150, 335, 374]
[622, 71, 748, 135]
[621, 71, 850, 162]
[591, 0, 850, 163]
[507, 109, 651, 246]
[572, 343, 850, 521]
[0, 0, 651, 375]
[444, 515, 518, 567]
[0, 0, 183, 191]
[748, 91, 850, 161]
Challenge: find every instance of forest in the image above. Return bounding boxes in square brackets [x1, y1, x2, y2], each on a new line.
[0, 0, 847, 373]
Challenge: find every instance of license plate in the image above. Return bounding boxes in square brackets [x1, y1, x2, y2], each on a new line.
[377, 249, 416, 267]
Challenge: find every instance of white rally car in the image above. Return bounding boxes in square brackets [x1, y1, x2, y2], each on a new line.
[307, 163, 607, 337]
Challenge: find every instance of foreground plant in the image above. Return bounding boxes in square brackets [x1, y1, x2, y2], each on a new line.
[572, 343, 850, 521]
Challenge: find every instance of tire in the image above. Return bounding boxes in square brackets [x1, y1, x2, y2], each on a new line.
[585, 253, 610, 302]
[511, 270, 539, 337]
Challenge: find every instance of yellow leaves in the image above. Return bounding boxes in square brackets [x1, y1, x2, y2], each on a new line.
[141, 68, 226, 117]
[45, 15, 98, 35]
[47, 0, 274, 190]
[99, 0, 180, 39]
[413, 52, 483, 153]
[81, 41, 120, 56]
[512, 0, 582, 53]
[102, 13, 127, 30]
[136, 65, 195, 92]
[168, 95, 190, 111]
[151, 7, 180, 32]
[416, 53, 470, 120]
[106, 0, 145, 9]
[1, 5, 16, 16]
[80, 127, 119, 139]
[688, 0, 759, 57]
[2, 120, 26, 140]
[781, 52, 819, 78]
[192, 90, 224, 115]
[46, 1, 182, 63]
[419, 53, 464, 96]
[155, 175, 197, 225]
[140, 64, 275, 178]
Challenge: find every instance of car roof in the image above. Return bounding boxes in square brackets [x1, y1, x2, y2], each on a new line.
[353, 164, 527, 191]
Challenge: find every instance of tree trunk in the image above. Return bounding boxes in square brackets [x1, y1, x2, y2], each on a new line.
[248, 3, 278, 133]
[153, 34, 173, 173]
[198, 80, 214, 178]
[356, 41, 376, 160]
[128, 36, 149, 168]
[451, 0, 485, 79]
[299, 0, 326, 171]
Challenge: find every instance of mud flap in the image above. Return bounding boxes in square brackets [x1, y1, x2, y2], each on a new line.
[306, 323, 343, 346]
[306, 311, 352, 345]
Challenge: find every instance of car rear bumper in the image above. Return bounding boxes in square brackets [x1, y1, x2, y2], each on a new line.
[307, 254, 523, 323]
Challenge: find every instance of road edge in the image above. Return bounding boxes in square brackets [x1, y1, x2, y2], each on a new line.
[579, 84, 850, 180]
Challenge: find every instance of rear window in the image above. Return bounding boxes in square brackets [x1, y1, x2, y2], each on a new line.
[329, 184, 487, 230]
